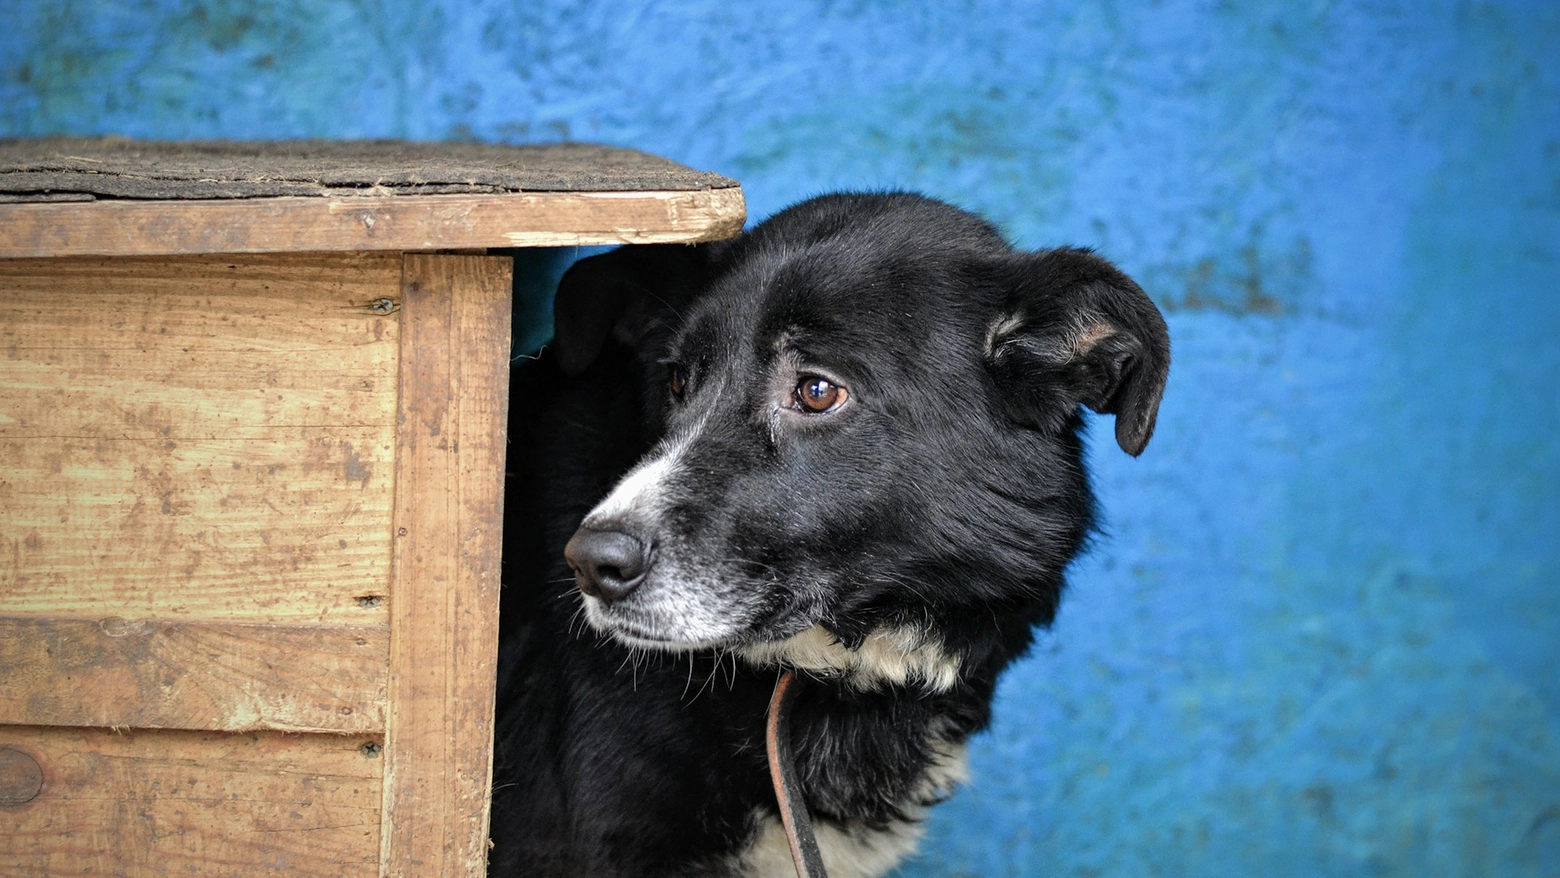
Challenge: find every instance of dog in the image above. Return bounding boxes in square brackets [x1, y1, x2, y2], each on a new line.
[488, 192, 1170, 877]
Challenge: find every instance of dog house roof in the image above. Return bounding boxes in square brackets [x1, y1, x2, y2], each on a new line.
[0, 138, 745, 257]
[0, 137, 738, 201]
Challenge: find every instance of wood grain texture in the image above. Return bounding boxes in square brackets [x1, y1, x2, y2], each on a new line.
[0, 254, 399, 623]
[0, 254, 401, 438]
[0, 431, 394, 622]
[0, 726, 383, 876]
[0, 188, 746, 257]
[379, 255, 511, 878]
[0, 616, 388, 733]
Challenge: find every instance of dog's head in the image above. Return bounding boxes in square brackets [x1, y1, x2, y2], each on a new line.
[552, 193, 1169, 685]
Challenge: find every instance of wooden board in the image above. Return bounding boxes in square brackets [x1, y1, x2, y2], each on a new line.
[0, 253, 402, 437]
[379, 255, 511, 877]
[0, 188, 747, 258]
[0, 726, 383, 876]
[0, 616, 387, 733]
[0, 254, 399, 623]
[0, 431, 394, 622]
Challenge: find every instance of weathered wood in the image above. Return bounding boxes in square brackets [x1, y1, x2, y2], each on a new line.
[0, 726, 383, 876]
[0, 254, 401, 437]
[0, 431, 394, 622]
[379, 255, 511, 877]
[0, 138, 740, 201]
[0, 140, 747, 873]
[0, 188, 747, 257]
[0, 254, 399, 623]
[0, 616, 388, 733]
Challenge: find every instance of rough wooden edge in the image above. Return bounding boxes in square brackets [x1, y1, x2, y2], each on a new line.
[379, 254, 511, 878]
[0, 187, 746, 258]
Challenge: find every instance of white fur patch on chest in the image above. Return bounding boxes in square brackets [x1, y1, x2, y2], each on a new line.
[735, 625, 963, 692]
[737, 813, 925, 878]
[733, 740, 969, 878]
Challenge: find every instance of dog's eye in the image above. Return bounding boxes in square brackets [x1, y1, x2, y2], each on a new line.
[794, 376, 847, 413]
[669, 365, 688, 399]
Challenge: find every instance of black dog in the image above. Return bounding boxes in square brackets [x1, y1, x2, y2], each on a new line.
[489, 193, 1169, 877]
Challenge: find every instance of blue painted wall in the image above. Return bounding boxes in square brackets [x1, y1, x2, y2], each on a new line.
[5, 2, 1557, 874]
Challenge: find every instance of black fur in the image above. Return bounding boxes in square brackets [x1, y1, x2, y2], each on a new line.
[490, 193, 1169, 877]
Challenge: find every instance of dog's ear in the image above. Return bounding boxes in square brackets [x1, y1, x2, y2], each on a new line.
[985, 247, 1170, 456]
[553, 244, 712, 375]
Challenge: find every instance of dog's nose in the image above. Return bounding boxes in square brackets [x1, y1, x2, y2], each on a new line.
[565, 526, 653, 603]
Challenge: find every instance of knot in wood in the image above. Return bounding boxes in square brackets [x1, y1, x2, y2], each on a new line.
[0, 748, 44, 806]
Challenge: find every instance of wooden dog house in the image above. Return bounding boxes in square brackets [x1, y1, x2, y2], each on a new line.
[0, 138, 744, 875]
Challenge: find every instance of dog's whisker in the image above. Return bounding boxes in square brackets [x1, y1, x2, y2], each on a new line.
[680, 650, 696, 701]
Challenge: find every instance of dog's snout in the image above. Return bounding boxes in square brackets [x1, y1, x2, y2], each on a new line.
[565, 526, 653, 603]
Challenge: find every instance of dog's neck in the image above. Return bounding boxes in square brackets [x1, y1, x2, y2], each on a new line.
[735, 625, 964, 693]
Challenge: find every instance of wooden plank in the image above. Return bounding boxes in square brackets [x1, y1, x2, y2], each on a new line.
[0, 432, 393, 622]
[0, 726, 383, 876]
[0, 616, 388, 733]
[379, 255, 510, 877]
[0, 188, 747, 258]
[0, 254, 401, 439]
[0, 255, 399, 623]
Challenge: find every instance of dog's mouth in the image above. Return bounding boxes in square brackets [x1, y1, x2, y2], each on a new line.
[580, 579, 817, 654]
[579, 600, 719, 647]
[593, 625, 734, 652]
